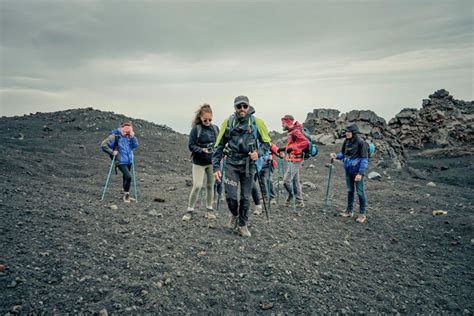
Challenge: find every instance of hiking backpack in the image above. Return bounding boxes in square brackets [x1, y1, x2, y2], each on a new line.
[227, 114, 270, 173]
[301, 128, 319, 160]
[196, 124, 219, 140]
[366, 140, 375, 158]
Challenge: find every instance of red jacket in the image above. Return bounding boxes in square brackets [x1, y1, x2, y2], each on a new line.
[284, 122, 309, 162]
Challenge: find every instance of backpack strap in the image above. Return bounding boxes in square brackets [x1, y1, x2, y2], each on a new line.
[196, 124, 202, 140]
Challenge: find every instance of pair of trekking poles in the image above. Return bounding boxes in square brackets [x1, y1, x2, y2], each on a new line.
[100, 156, 138, 202]
[274, 157, 335, 213]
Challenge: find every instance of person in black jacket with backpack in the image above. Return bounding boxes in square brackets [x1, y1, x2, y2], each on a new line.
[183, 104, 219, 221]
[330, 124, 369, 223]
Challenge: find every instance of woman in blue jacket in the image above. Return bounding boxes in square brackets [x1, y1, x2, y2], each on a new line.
[101, 122, 138, 203]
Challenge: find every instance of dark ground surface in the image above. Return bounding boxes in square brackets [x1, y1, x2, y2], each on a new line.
[1, 108, 473, 314]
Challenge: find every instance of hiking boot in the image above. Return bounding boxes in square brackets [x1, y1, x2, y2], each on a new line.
[228, 215, 238, 230]
[270, 199, 277, 206]
[356, 214, 367, 223]
[123, 192, 131, 203]
[295, 201, 305, 208]
[339, 211, 353, 218]
[238, 225, 251, 237]
[253, 204, 263, 215]
[182, 211, 193, 221]
[204, 209, 217, 220]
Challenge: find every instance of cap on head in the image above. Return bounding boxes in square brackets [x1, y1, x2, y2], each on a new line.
[346, 124, 359, 134]
[234, 95, 250, 107]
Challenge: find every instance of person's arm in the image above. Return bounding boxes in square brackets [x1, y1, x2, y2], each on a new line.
[188, 126, 203, 154]
[129, 136, 138, 150]
[100, 134, 116, 155]
[212, 119, 228, 173]
[357, 141, 369, 175]
[289, 129, 309, 152]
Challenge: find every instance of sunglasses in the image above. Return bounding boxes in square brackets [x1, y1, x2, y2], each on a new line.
[202, 118, 212, 123]
[235, 103, 249, 110]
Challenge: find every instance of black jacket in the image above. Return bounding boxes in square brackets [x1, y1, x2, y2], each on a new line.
[188, 124, 219, 166]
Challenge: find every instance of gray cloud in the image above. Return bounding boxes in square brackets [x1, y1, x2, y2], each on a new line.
[1, 0, 472, 133]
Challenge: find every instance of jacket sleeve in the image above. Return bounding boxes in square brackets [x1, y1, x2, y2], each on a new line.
[336, 139, 346, 160]
[290, 129, 309, 152]
[358, 141, 369, 175]
[100, 134, 115, 155]
[212, 119, 229, 172]
[130, 136, 138, 150]
[188, 126, 202, 154]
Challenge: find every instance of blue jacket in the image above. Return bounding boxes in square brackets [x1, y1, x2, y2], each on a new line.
[101, 128, 138, 165]
[336, 136, 368, 175]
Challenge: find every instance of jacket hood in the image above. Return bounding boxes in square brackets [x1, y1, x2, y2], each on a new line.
[288, 121, 303, 132]
[111, 128, 121, 135]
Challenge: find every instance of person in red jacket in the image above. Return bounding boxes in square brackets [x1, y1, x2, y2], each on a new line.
[278, 115, 309, 208]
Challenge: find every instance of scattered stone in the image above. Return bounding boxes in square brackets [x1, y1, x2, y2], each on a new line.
[99, 308, 108, 316]
[154, 197, 165, 203]
[302, 182, 316, 189]
[260, 302, 274, 310]
[185, 179, 193, 186]
[110, 205, 118, 210]
[148, 209, 163, 217]
[197, 251, 207, 257]
[7, 280, 18, 288]
[164, 278, 172, 285]
[470, 239, 474, 246]
[432, 210, 448, 216]
[0, 264, 6, 271]
[11, 305, 22, 314]
[368, 171, 382, 180]
[16, 133, 25, 140]
[427, 182, 436, 187]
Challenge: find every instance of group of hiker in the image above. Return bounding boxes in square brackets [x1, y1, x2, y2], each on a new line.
[100, 95, 369, 238]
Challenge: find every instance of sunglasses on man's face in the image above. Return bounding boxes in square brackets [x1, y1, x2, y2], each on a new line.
[235, 103, 249, 110]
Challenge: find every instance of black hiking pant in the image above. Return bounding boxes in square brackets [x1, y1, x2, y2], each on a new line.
[118, 164, 132, 192]
[224, 163, 255, 227]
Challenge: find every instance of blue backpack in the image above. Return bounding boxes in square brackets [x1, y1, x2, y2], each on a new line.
[301, 128, 318, 160]
[227, 114, 270, 173]
[367, 141, 375, 158]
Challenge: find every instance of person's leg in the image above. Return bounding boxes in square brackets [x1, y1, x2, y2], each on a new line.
[251, 177, 261, 206]
[239, 166, 254, 227]
[204, 165, 215, 209]
[356, 176, 367, 215]
[187, 164, 205, 210]
[118, 164, 132, 202]
[283, 163, 293, 199]
[345, 171, 355, 213]
[224, 164, 239, 218]
[292, 162, 304, 205]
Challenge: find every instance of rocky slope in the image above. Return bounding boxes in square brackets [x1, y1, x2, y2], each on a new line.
[1, 108, 473, 314]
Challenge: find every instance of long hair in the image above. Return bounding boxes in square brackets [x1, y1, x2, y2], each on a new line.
[192, 104, 212, 128]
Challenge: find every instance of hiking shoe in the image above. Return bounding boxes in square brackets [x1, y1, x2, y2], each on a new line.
[295, 201, 305, 208]
[182, 212, 193, 221]
[356, 214, 367, 223]
[253, 204, 263, 215]
[204, 210, 217, 220]
[270, 199, 277, 206]
[228, 215, 239, 230]
[339, 211, 353, 218]
[123, 192, 131, 203]
[238, 225, 251, 237]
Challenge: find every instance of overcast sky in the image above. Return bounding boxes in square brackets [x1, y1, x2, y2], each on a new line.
[1, 0, 472, 133]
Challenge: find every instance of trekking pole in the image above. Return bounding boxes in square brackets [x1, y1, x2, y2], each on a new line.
[276, 158, 281, 208]
[267, 163, 272, 211]
[323, 158, 334, 213]
[132, 159, 138, 203]
[101, 156, 116, 201]
[289, 161, 296, 212]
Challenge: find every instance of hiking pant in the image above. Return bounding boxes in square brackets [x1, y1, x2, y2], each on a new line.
[345, 171, 366, 214]
[251, 178, 261, 205]
[118, 164, 132, 193]
[224, 163, 255, 227]
[259, 165, 276, 200]
[188, 163, 215, 210]
[283, 161, 304, 203]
